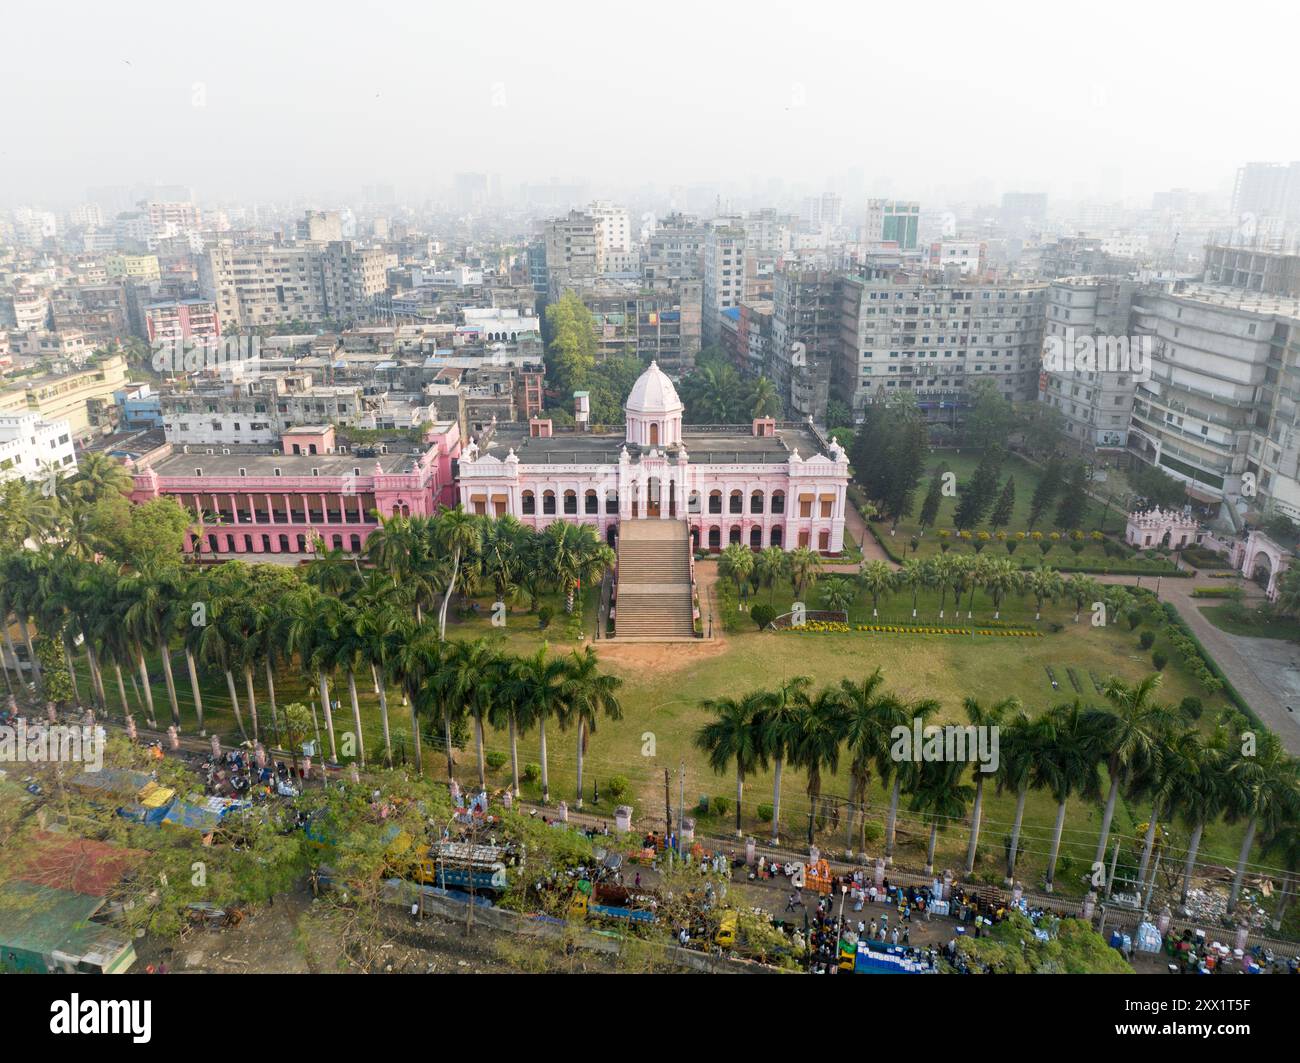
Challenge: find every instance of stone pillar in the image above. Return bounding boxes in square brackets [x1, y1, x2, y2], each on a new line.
[1157, 906, 1171, 936]
[556, 800, 569, 823]
[745, 837, 756, 865]
[942, 869, 953, 900]
[167, 726, 179, 751]
[1234, 923, 1249, 952]
[615, 804, 632, 832]
[681, 817, 695, 845]
[873, 858, 885, 887]
[1082, 891, 1097, 921]
[210, 734, 220, 757]
[125, 715, 136, 740]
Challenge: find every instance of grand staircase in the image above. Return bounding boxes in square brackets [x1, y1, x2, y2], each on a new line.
[613, 520, 696, 640]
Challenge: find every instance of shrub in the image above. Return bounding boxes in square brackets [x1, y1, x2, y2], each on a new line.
[523, 762, 541, 782]
[750, 603, 777, 630]
[757, 803, 774, 823]
[538, 605, 553, 629]
[1152, 650, 1167, 671]
[1179, 696, 1203, 721]
[711, 795, 732, 818]
[606, 774, 629, 800]
[861, 821, 883, 845]
[1138, 630, 1156, 650]
[486, 750, 508, 771]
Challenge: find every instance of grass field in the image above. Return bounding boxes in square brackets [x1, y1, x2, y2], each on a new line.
[56, 556, 1274, 905]
[865, 450, 1179, 574]
[1199, 602, 1300, 641]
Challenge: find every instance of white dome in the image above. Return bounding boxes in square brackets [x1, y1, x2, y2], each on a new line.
[625, 361, 683, 416]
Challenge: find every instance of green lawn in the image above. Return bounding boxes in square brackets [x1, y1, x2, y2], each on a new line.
[863, 450, 1178, 574]
[57, 565, 1267, 904]
[1200, 602, 1300, 642]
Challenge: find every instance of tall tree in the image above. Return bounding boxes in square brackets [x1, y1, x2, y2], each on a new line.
[695, 691, 767, 838]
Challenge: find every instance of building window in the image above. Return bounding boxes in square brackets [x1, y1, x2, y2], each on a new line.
[584, 489, 598, 514]
[522, 491, 535, 515]
[543, 491, 556, 515]
[708, 490, 722, 514]
[563, 490, 577, 515]
[750, 491, 764, 514]
[771, 491, 785, 514]
[729, 491, 742, 514]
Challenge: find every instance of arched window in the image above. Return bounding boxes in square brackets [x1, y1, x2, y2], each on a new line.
[563, 490, 577, 515]
[261, 534, 271, 552]
[585, 489, 598, 514]
[729, 490, 743, 514]
[750, 526, 762, 549]
[729, 525, 742, 545]
[708, 526, 721, 550]
[688, 490, 701, 514]
[278, 534, 290, 552]
[770, 526, 783, 548]
[771, 490, 786, 514]
[296, 534, 308, 552]
[543, 490, 556, 515]
[332, 534, 343, 551]
[605, 489, 618, 514]
[649, 422, 659, 446]
[750, 490, 764, 514]
[522, 490, 536, 515]
[708, 490, 722, 514]
[350, 534, 362, 553]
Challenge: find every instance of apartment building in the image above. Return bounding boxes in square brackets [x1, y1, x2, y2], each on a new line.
[865, 200, 920, 249]
[0, 412, 77, 483]
[576, 280, 702, 374]
[0, 354, 129, 437]
[702, 225, 747, 347]
[1127, 284, 1300, 514]
[543, 211, 602, 299]
[144, 298, 221, 344]
[838, 276, 1047, 421]
[203, 241, 386, 330]
[1203, 244, 1300, 298]
[1039, 278, 1141, 453]
[772, 268, 840, 422]
[1231, 161, 1300, 224]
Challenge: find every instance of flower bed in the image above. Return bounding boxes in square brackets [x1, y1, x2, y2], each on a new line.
[784, 621, 1044, 637]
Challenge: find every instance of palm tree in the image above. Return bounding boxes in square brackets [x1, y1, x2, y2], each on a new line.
[754, 546, 787, 602]
[1130, 725, 1190, 894]
[963, 555, 991, 619]
[1164, 731, 1228, 908]
[857, 560, 893, 619]
[996, 708, 1046, 884]
[719, 543, 755, 595]
[320, 597, 367, 767]
[981, 557, 1021, 620]
[817, 576, 855, 614]
[788, 685, 848, 845]
[909, 759, 976, 875]
[757, 674, 811, 844]
[1262, 818, 1300, 931]
[1090, 674, 1173, 870]
[1024, 564, 1062, 621]
[961, 695, 1019, 875]
[897, 557, 926, 619]
[286, 584, 337, 760]
[505, 644, 569, 803]
[435, 507, 480, 638]
[543, 520, 614, 616]
[1064, 573, 1102, 624]
[839, 668, 895, 855]
[750, 375, 780, 418]
[444, 638, 501, 788]
[353, 589, 406, 767]
[930, 554, 954, 619]
[1224, 732, 1299, 914]
[881, 696, 938, 865]
[563, 645, 623, 810]
[695, 691, 767, 838]
[1034, 699, 1103, 892]
[786, 547, 822, 600]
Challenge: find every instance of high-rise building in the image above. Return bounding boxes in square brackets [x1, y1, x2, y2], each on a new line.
[1231, 162, 1300, 224]
[772, 268, 840, 422]
[641, 213, 707, 286]
[702, 225, 747, 347]
[543, 211, 602, 298]
[864, 200, 920, 249]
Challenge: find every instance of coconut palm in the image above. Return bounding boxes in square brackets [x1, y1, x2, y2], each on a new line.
[504, 644, 569, 803]
[435, 507, 481, 637]
[1262, 818, 1300, 931]
[563, 645, 623, 810]
[1024, 564, 1062, 621]
[982, 557, 1021, 620]
[719, 543, 755, 596]
[818, 576, 855, 614]
[1164, 731, 1228, 908]
[442, 638, 500, 788]
[995, 708, 1046, 884]
[787, 685, 849, 845]
[857, 560, 893, 619]
[909, 759, 976, 875]
[1035, 699, 1103, 892]
[1224, 732, 1300, 914]
[754, 546, 787, 602]
[1090, 674, 1174, 869]
[839, 668, 897, 855]
[786, 547, 822, 600]
[897, 557, 926, 619]
[881, 696, 938, 865]
[285, 584, 337, 760]
[930, 554, 954, 619]
[319, 596, 368, 767]
[543, 520, 614, 616]
[961, 695, 1019, 874]
[756, 674, 811, 844]
[1064, 573, 1102, 624]
[695, 690, 767, 839]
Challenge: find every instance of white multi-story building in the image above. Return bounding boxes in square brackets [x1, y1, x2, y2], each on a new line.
[588, 201, 632, 260]
[0, 413, 77, 484]
[702, 225, 747, 347]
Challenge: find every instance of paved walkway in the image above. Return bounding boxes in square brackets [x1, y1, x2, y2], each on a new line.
[1096, 573, 1300, 754]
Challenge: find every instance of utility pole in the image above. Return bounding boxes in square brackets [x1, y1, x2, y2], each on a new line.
[664, 768, 672, 868]
[678, 760, 686, 860]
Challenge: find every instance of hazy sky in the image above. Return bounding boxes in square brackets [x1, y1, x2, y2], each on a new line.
[4, 0, 1299, 207]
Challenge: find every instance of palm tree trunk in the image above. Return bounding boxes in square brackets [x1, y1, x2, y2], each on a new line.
[1271, 873, 1294, 932]
[964, 774, 985, 875]
[1006, 784, 1028, 884]
[1094, 772, 1120, 868]
[318, 672, 337, 761]
[473, 708, 486, 790]
[1136, 799, 1161, 892]
[376, 682, 393, 767]
[438, 548, 461, 641]
[925, 823, 938, 874]
[443, 711, 455, 781]
[346, 669, 365, 767]
[158, 640, 180, 729]
[135, 645, 157, 727]
[407, 692, 422, 774]
[224, 668, 247, 740]
[85, 639, 106, 711]
[62, 639, 80, 706]
[18, 618, 41, 683]
[185, 647, 205, 734]
[1227, 815, 1257, 914]
[770, 757, 784, 844]
[575, 720, 584, 809]
[538, 715, 549, 802]
[112, 660, 130, 717]
[884, 776, 901, 864]
[264, 660, 281, 747]
[1045, 798, 1068, 892]
[735, 769, 744, 839]
[243, 666, 260, 743]
[1, 625, 20, 696]
[1180, 821, 1204, 908]
[509, 714, 520, 797]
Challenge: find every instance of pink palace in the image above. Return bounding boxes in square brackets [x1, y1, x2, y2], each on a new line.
[457, 362, 850, 553]
[129, 421, 461, 558]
